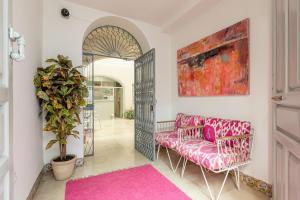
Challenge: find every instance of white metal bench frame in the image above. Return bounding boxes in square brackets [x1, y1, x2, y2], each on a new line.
[155, 120, 183, 173]
[178, 126, 254, 200]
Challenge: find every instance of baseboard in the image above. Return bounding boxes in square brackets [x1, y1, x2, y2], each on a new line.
[26, 170, 43, 200]
[239, 172, 272, 198]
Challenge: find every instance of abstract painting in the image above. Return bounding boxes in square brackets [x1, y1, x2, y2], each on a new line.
[177, 19, 250, 96]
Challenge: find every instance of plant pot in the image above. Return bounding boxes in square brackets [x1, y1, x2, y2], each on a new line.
[51, 154, 76, 181]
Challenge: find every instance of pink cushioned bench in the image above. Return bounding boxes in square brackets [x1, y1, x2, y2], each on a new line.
[155, 114, 253, 200]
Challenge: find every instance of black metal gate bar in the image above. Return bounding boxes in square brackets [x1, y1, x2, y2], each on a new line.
[134, 49, 155, 161]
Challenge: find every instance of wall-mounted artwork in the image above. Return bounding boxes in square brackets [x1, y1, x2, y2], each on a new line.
[177, 19, 249, 96]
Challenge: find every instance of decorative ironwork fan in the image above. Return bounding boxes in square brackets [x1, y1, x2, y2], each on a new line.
[83, 25, 143, 61]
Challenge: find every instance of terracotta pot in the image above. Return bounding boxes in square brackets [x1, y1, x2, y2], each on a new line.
[51, 155, 76, 181]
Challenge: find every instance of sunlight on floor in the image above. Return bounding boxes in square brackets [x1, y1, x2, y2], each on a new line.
[33, 119, 269, 200]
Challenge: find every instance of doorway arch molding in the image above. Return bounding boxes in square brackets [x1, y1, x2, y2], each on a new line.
[83, 16, 150, 60]
[83, 25, 142, 60]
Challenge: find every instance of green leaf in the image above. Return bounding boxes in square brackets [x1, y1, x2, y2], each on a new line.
[66, 99, 72, 109]
[68, 130, 80, 139]
[78, 98, 86, 106]
[61, 108, 70, 116]
[46, 140, 58, 149]
[72, 130, 79, 135]
[46, 105, 54, 113]
[36, 91, 49, 101]
[67, 88, 74, 95]
[52, 99, 62, 109]
[33, 74, 41, 88]
[75, 113, 81, 123]
[37, 69, 46, 76]
[45, 64, 56, 73]
[59, 86, 68, 96]
[46, 58, 58, 63]
[63, 80, 75, 85]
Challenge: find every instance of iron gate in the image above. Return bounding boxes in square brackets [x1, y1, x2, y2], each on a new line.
[134, 49, 156, 161]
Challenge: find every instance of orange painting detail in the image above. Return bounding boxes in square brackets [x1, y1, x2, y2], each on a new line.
[177, 19, 250, 96]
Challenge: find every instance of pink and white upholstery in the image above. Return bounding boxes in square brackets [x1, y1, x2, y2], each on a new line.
[155, 131, 179, 149]
[176, 139, 238, 171]
[177, 114, 205, 128]
[203, 117, 251, 143]
[177, 117, 253, 200]
[175, 113, 185, 129]
[156, 113, 205, 146]
[155, 113, 204, 172]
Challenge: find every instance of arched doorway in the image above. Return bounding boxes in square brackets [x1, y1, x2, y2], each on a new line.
[82, 24, 154, 158]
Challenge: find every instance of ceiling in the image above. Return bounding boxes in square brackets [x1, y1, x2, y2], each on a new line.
[66, 0, 203, 27]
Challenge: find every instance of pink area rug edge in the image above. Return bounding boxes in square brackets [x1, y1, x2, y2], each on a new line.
[65, 164, 191, 200]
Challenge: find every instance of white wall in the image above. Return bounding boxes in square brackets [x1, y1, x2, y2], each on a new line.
[42, 0, 172, 163]
[94, 101, 114, 120]
[168, 0, 272, 183]
[12, 0, 43, 199]
[94, 58, 134, 112]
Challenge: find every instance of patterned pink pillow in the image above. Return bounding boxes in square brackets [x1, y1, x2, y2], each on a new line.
[203, 118, 219, 143]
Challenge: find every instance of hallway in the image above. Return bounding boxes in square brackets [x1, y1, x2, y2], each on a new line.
[33, 119, 269, 200]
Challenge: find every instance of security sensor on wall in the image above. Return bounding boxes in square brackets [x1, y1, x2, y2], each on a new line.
[61, 8, 70, 19]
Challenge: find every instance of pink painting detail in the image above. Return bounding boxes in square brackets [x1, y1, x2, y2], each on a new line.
[65, 164, 191, 200]
[177, 19, 250, 96]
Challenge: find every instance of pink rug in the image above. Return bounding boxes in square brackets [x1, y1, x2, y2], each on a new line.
[65, 164, 191, 200]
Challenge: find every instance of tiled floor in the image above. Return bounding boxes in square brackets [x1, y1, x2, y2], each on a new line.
[33, 119, 269, 200]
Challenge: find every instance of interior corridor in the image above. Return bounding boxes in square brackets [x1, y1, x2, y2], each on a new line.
[33, 119, 269, 200]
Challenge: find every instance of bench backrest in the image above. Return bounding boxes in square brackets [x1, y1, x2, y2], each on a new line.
[203, 117, 251, 143]
[175, 113, 205, 130]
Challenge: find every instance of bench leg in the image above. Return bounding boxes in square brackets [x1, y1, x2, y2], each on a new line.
[156, 144, 161, 160]
[233, 167, 240, 190]
[174, 155, 182, 173]
[216, 170, 230, 200]
[200, 166, 214, 200]
[181, 158, 188, 178]
[165, 147, 175, 172]
[157, 145, 182, 173]
[200, 166, 230, 200]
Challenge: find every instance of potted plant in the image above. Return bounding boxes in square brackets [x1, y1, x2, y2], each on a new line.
[34, 55, 88, 180]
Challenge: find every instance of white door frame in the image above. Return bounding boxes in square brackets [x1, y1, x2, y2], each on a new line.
[0, 0, 13, 199]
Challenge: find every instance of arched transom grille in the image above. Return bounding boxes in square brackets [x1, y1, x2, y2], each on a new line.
[83, 25, 143, 61]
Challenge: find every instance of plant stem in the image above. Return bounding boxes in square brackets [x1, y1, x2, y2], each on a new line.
[60, 143, 67, 160]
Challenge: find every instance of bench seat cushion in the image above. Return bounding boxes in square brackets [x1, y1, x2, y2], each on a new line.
[176, 139, 237, 171]
[155, 131, 179, 149]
